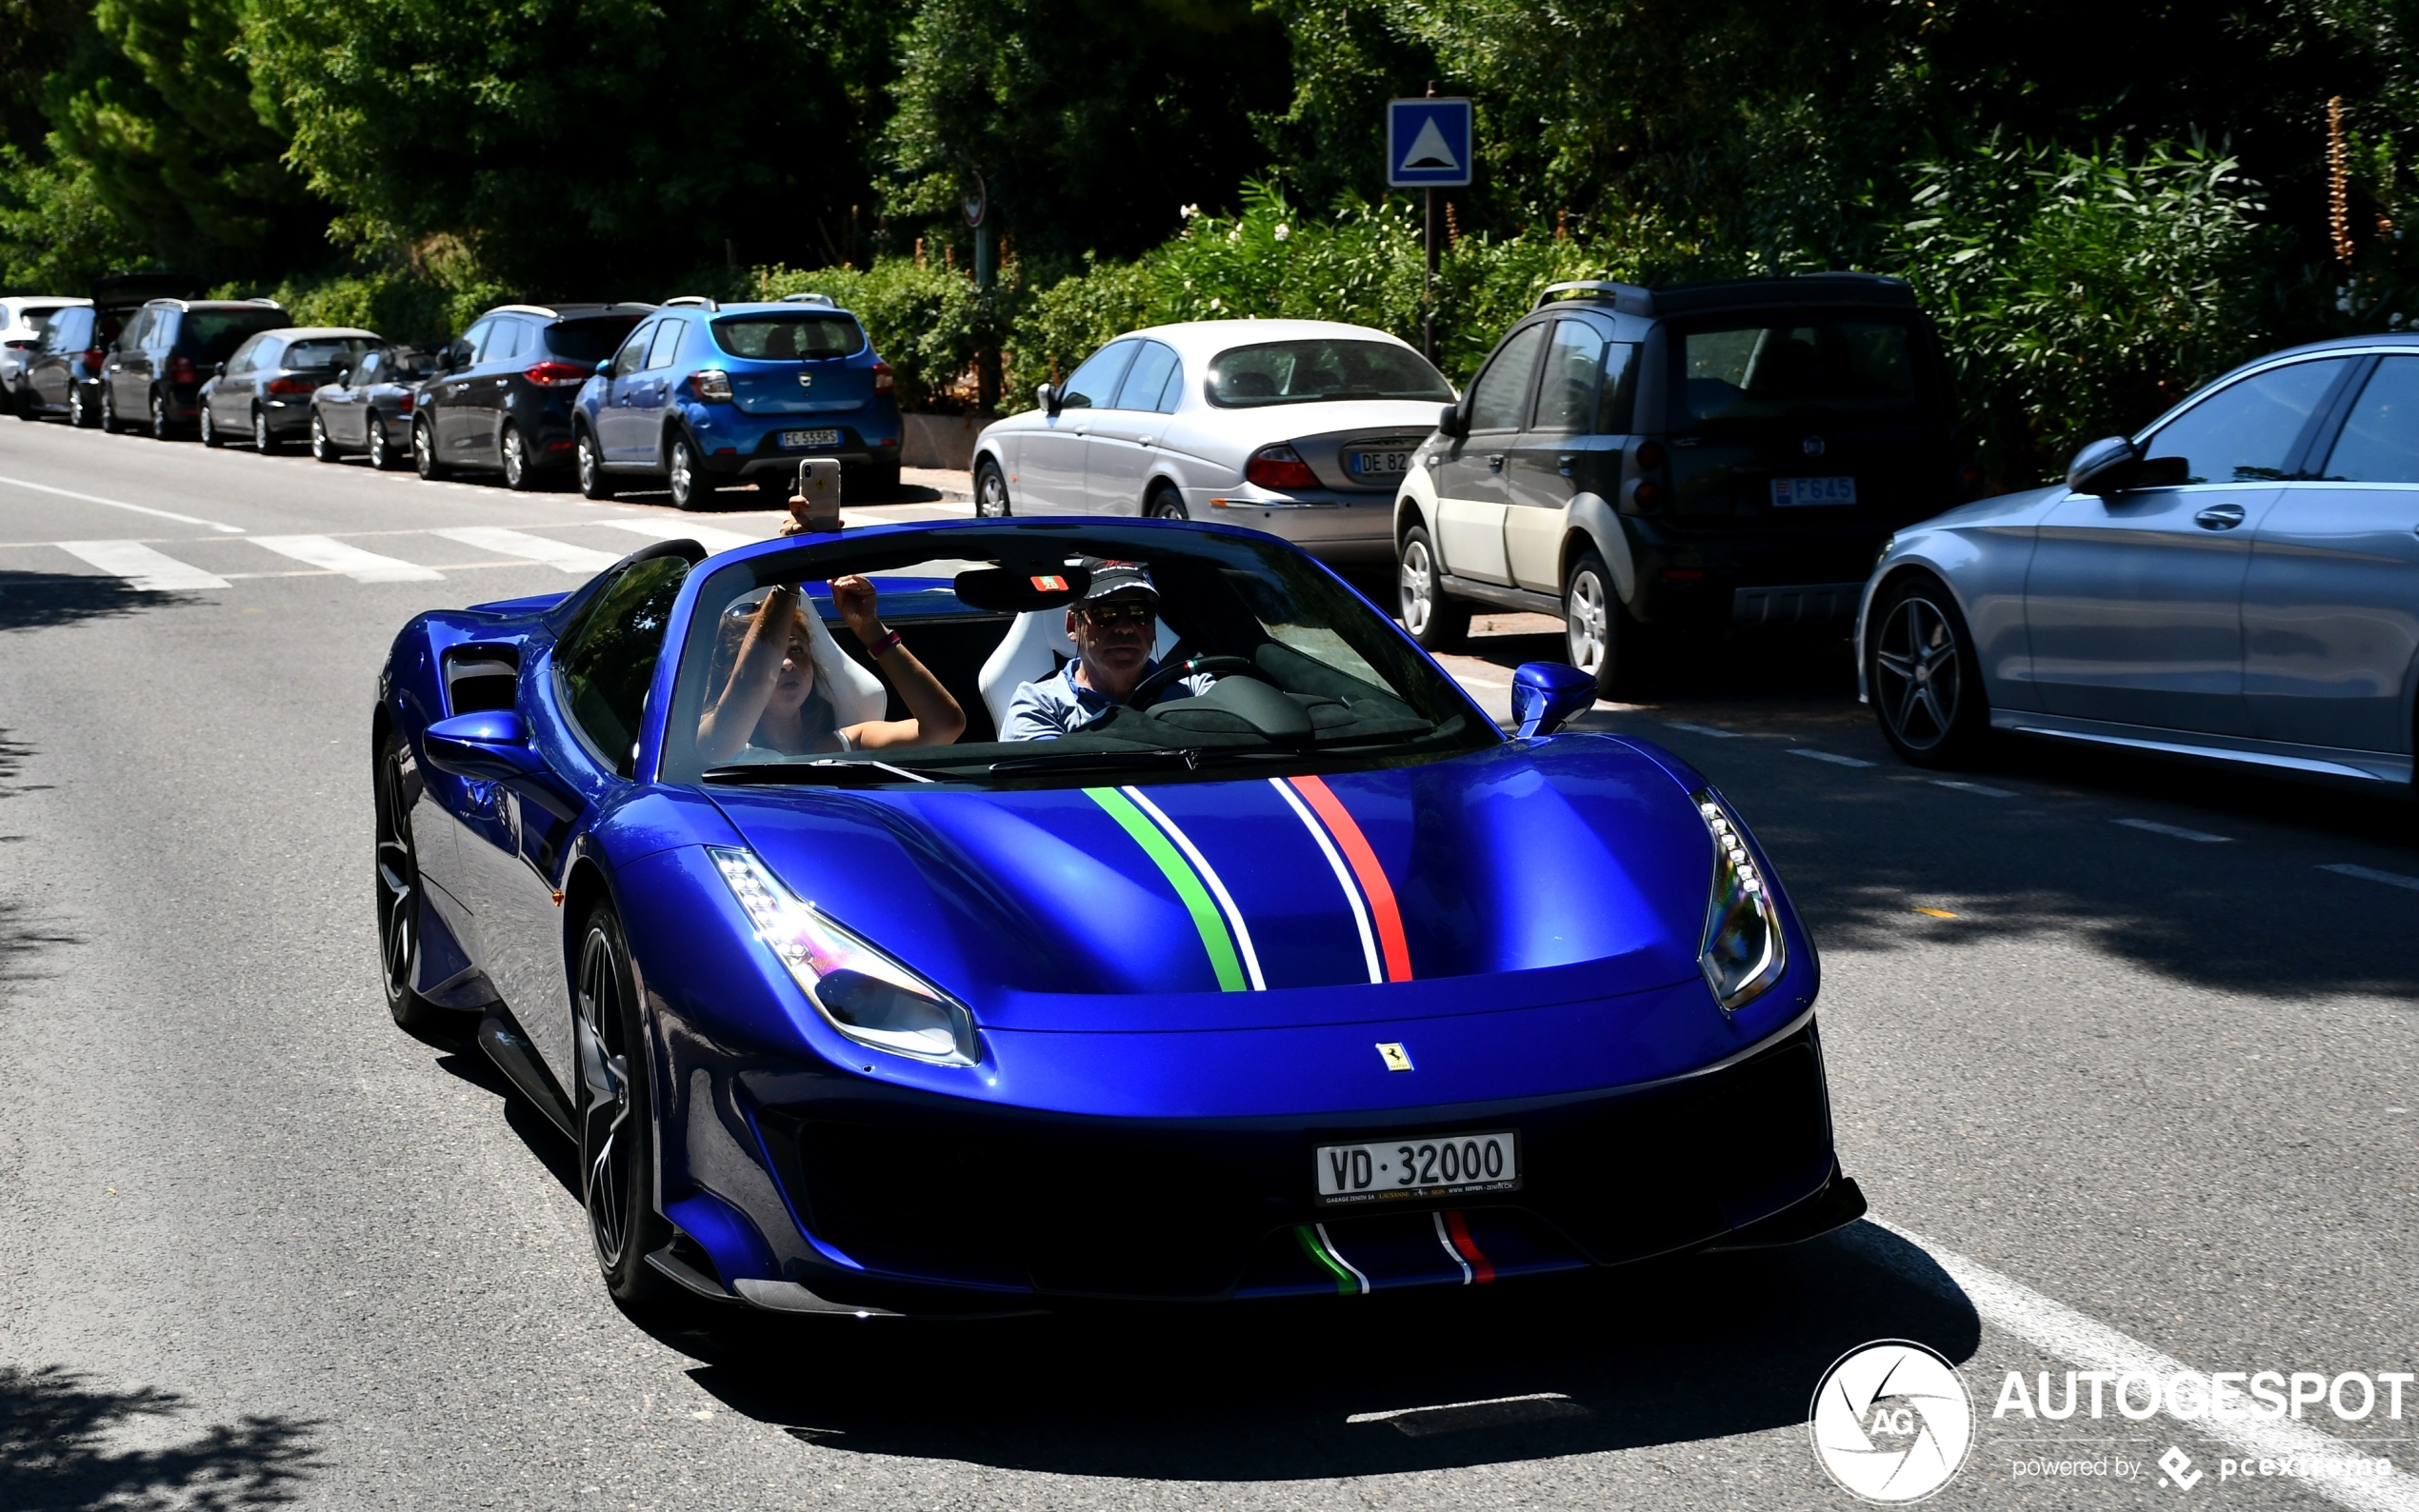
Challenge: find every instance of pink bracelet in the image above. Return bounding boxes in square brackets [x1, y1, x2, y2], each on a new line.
[868, 629, 903, 657]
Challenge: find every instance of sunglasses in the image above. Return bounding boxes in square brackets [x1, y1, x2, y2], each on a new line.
[1080, 600, 1155, 627]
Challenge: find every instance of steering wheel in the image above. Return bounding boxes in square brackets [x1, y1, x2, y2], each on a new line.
[1127, 653, 1272, 706]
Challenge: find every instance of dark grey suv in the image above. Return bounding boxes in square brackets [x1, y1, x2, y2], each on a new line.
[1395, 274, 1965, 692]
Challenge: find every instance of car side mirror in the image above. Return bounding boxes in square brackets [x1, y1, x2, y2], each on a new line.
[423, 710, 546, 783]
[1437, 401, 1469, 440]
[334, 367, 351, 387]
[2065, 435, 2143, 496]
[1510, 662, 1598, 738]
[1037, 381, 1062, 418]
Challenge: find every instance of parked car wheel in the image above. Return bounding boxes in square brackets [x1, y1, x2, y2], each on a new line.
[1147, 486, 1189, 521]
[1395, 525, 1469, 651]
[367, 417, 397, 470]
[149, 389, 170, 440]
[1566, 549, 1648, 698]
[500, 426, 536, 490]
[376, 730, 471, 1039]
[1868, 570, 1990, 766]
[666, 435, 706, 511]
[574, 429, 612, 499]
[199, 404, 223, 447]
[14, 386, 37, 421]
[98, 385, 119, 432]
[573, 903, 672, 1304]
[252, 408, 278, 455]
[310, 412, 337, 463]
[413, 418, 445, 480]
[974, 458, 1011, 518]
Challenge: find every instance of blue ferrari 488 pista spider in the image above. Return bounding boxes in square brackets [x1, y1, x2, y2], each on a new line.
[373, 516, 1862, 1315]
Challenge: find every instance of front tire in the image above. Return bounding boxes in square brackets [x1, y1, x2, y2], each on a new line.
[252, 407, 278, 454]
[667, 434, 707, 511]
[1396, 524, 1469, 650]
[413, 417, 445, 480]
[376, 731, 471, 1037]
[575, 904, 673, 1304]
[310, 411, 337, 462]
[501, 425, 536, 490]
[367, 416, 396, 470]
[1869, 571, 1990, 766]
[199, 404, 223, 447]
[974, 458, 1011, 518]
[149, 389, 170, 440]
[98, 385, 119, 432]
[69, 384, 95, 428]
[575, 429, 613, 498]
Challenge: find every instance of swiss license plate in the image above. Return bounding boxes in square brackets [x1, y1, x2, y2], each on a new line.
[1315, 1129, 1520, 1207]
[1771, 475, 1857, 507]
[1347, 448, 1412, 477]
[780, 428, 841, 450]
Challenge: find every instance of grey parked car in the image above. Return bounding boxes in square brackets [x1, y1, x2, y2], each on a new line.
[198, 327, 378, 452]
[1861, 334, 2419, 791]
[309, 343, 439, 468]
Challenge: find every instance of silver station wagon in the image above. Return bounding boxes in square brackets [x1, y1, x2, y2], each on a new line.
[970, 319, 1455, 567]
[1861, 333, 2419, 790]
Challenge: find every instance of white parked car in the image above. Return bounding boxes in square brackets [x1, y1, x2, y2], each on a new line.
[0, 294, 87, 396]
[970, 320, 1456, 566]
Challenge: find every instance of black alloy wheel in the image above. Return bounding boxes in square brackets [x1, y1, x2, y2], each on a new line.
[310, 411, 337, 463]
[575, 430, 612, 499]
[198, 404, 223, 447]
[1146, 487, 1188, 521]
[252, 408, 278, 455]
[367, 417, 395, 470]
[501, 426, 536, 490]
[69, 383, 95, 428]
[98, 384, 119, 432]
[149, 389, 170, 440]
[413, 417, 445, 480]
[1395, 524, 1468, 651]
[574, 904, 671, 1303]
[376, 732, 467, 1036]
[1869, 572, 1989, 766]
[974, 458, 1011, 518]
[666, 435, 706, 511]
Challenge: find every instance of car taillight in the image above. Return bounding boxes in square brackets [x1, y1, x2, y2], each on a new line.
[169, 354, 195, 384]
[1630, 482, 1662, 510]
[396, 392, 415, 412]
[1636, 440, 1666, 470]
[81, 347, 104, 370]
[871, 360, 894, 395]
[266, 376, 318, 395]
[523, 360, 592, 388]
[690, 368, 734, 403]
[1245, 444, 1320, 491]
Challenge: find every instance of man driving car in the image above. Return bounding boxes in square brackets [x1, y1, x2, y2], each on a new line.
[999, 562, 1212, 740]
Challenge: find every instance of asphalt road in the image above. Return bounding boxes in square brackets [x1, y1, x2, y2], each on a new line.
[2, 411, 2415, 1510]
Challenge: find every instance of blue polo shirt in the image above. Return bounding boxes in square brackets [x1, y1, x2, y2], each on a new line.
[998, 659, 1211, 740]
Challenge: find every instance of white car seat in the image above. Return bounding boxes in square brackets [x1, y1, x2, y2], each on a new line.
[802, 594, 888, 726]
[978, 607, 1178, 732]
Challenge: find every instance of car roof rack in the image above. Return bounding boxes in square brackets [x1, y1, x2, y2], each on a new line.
[662, 295, 719, 310]
[1533, 273, 1918, 320]
[490, 304, 559, 320]
[778, 292, 836, 308]
[245, 297, 282, 307]
[1535, 280, 1653, 314]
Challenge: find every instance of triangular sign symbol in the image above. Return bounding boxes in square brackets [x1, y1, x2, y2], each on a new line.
[1402, 116, 1459, 171]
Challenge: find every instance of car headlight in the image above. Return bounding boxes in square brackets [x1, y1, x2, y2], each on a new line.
[1692, 790, 1787, 1011]
[708, 846, 978, 1065]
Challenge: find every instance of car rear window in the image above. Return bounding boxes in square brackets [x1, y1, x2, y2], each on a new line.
[285, 338, 375, 370]
[544, 318, 642, 364]
[179, 309, 288, 362]
[1206, 339, 1453, 408]
[711, 314, 866, 360]
[1680, 319, 1921, 424]
[19, 306, 69, 333]
[383, 347, 440, 380]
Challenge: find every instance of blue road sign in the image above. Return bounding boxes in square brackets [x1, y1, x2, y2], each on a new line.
[1389, 98, 1472, 189]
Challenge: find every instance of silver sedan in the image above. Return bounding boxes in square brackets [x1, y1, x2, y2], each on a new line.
[1859, 333, 2419, 790]
[970, 320, 1455, 567]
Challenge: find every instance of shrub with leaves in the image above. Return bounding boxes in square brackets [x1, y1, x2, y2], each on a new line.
[755, 258, 1009, 410]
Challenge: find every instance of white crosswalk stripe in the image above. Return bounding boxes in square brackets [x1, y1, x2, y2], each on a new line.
[430, 527, 623, 574]
[594, 518, 763, 555]
[55, 539, 230, 591]
[250, 534, 444, 583]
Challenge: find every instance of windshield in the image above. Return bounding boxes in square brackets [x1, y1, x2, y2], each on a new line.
[657, 526, 1492, 789]
[382, 346, 440, 380]
[712, 314, 866, 360]
[284, 337, 375, 370]
[182, 309, 286, 362]
[1679, 318, 1922, 425]
[546, 318, 640, 364]
[1206, 339, 1452, 408]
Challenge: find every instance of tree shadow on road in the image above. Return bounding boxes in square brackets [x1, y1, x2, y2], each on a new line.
[673, 1221, 1975, 1480]
[0, 571, 173, 634]
[0, 1364, 320, 1511]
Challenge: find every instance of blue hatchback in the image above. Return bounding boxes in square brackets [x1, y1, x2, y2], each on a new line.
[572, 293, 902, 509]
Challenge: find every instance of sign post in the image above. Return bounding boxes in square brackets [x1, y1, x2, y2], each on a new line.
[1388, 92, 1472, 365]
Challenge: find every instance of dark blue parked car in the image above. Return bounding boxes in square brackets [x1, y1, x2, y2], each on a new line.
[572, 293, 902, 509]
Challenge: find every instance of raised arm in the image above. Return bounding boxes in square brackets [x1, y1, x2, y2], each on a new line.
[694, 585, 798, 766]
[830, 574, 967, 749]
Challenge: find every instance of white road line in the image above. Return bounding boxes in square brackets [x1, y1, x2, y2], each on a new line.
[593, 518, 763, 554]
[1664, 721, 1744, 739]
[2115, 817, 2232, 844]
[0, 473, 247, 532]
[430, 527, 621, 574]
[1846, 1219, 2419, 1512]
[1934, 780, 2017, 798]
[53, 540, 229, 591]
[2320, 863, 2419, 892]
[250, 534, 443, 583]
[1347, 1392, 1575, 1425]
[1788, 747, 1877, 768]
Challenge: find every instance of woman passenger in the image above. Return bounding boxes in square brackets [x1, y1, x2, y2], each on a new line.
[696, 574, 965, 765]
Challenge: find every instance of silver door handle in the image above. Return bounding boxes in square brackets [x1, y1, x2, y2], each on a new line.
[1138, 435, 1155, 447]
[2194, 503, 2247, 530]
[1486, 453, 1506, 471]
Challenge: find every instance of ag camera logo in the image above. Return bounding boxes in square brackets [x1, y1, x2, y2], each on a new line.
[1811, 1341, 1974, 1502]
